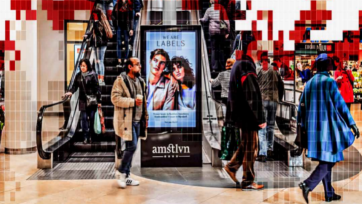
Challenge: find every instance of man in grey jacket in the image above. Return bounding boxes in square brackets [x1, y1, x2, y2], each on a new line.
[200, 0, 230, 72]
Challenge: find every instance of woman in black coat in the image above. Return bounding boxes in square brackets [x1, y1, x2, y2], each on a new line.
[64, 59, 102, 144]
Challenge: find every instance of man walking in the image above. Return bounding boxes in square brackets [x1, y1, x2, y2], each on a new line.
[256, 55, 283, 162]
[111, 57, 148, 188]
[224, 54, 266, 190]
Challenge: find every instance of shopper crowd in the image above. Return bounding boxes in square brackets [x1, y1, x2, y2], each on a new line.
[59, 1, 361, 202]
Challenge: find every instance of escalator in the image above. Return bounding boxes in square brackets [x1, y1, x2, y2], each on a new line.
[36, 3, 144, 172]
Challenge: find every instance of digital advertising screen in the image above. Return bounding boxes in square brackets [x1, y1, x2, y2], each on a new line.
[141, 26, 201, 132]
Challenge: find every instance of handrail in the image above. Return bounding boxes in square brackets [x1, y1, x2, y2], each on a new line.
[197, 11, 215, 134]
[132, 12, 143, 58]
[36, 3, 96, 160]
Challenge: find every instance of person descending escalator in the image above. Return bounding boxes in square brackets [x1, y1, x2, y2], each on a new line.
[84, 7, 113, 86]
[112, 0, 134, 68]
[63, 59, 102, 144]
[129, 0, 143, 51]
[200, 0, 230, 72]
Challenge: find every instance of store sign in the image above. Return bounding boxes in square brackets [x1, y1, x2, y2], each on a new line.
[141, 133, 202, 167]
[296, 43, 335, 53]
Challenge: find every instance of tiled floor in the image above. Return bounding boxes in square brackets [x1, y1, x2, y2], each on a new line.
[0, 140, 362, 203]
[1, 108, 362, 203]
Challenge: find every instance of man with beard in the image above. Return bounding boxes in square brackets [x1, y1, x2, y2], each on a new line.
[111, 57, 148, 188]
[147, 49, 179, 110]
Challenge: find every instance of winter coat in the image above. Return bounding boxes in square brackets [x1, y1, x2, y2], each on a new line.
[299, 69, 312, 83]
[111, 72, 148, 141]
[226, 57, 265, 131]
[200, 3, 230, 36]
[86, 20, 108, 47]
[334, 69, 354, 103]
[297, 72, 355, 162]
[69, 71, 101, 111]
[112, 0, 134, 30]
[211, 69, 231, 98]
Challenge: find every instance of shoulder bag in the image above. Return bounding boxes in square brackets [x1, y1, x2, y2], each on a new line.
[81, 76, 98, 107]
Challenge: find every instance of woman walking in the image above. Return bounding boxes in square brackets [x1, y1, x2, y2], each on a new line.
[171, 56, 196, 110]
[64, 59, 102, 144]
[112, 0, 134, 68]
[296, 54, 360, 203]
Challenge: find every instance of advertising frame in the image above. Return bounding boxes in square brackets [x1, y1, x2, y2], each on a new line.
[140, 25, 202, 135]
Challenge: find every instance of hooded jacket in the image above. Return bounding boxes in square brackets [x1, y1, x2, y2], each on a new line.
[226, 56, 265, 130]
[111, 72, 148, 141]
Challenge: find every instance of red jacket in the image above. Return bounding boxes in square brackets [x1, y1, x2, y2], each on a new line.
[334, 69, 354, 103]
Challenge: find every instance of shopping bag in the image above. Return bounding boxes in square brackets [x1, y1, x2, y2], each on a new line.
[219, 125, 240, 160]
[98, 107, 106, 134]
[94, 109, 102, 135]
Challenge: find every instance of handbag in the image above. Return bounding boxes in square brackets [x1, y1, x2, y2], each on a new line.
[99, 9, 113, 39]
[80, 76, 98, 107]
[98, 107, 106, 134]
[94, 109, 102, 135]
[219, 20, 228, 35]
[219, 125, 240, 160]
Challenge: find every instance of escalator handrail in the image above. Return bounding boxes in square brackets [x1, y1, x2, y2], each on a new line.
[36, 3, 96, 160]
[132, 12, 143, 58]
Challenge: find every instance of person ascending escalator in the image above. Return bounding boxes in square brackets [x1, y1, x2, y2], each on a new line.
[112, 0, 134, 68]
[63, 59, 102, 144]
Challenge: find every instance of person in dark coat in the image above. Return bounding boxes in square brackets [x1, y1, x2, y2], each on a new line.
[112, 0, 134, 67]
[296, 53, 360, 203]
[224, 50, 266, 190]
[129, 0, 143, 49]
[64, 59, 102, 144]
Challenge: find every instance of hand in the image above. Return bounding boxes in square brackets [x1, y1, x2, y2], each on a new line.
[209, 79, 214, 83]
[62, 92, 72, 99]
[225, 34, 229, 39]
[83, 35, 88, 39]
[146, 120, 148, 128]
[129, 30, 134, 36]
[352, 124, 360, 139]
[98, 103, 102, 108]
[135, 98, 142, 106]
[136, 12, 141, 17]
[337, 76, 343, 81]
[259, 123, 267, 129]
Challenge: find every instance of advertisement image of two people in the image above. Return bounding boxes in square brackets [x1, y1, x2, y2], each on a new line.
[145, 31, 198, 128]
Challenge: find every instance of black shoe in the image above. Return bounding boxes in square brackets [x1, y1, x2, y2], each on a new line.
[256, 155, 267, 162]
[299, 182, 310, 204]
[325, 193, 341, 202]
[83, 139, 87, 144]
[267, 150, 274, 161]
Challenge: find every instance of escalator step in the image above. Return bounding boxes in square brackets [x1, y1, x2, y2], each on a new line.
[101, 95, 112, 105]
[105, 66, 123, 75]
[105, 50, 117, 58]
[104, 75, 117, 84]
[72, 141, 116, 152]
[104, 58, 118, 66]
[100, 84, 113, 94]
[69, 152, 114, 158]
[101, 105, 114, 117]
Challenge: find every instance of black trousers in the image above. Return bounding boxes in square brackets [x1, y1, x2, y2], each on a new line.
[304, 161, 336, 198]
[210, 34, 226, 71]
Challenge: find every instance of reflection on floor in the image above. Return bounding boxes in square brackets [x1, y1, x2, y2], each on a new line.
[133, 145, 362, 188]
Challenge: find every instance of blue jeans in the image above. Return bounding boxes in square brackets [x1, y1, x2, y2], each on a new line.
[117, 27, 130, 60]
[80, 108, 96, 140]
[118, 122, 140, 176]
[258, 100, 277, 156]
[95, 46, 106, 77]
[130, 10, 140, 46]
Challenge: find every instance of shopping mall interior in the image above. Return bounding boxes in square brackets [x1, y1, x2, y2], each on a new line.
[1, 0, 362, 203]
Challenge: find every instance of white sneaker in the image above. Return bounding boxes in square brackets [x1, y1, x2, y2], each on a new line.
[116, 172, 127, 189]
[126, 177, 140, 186]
